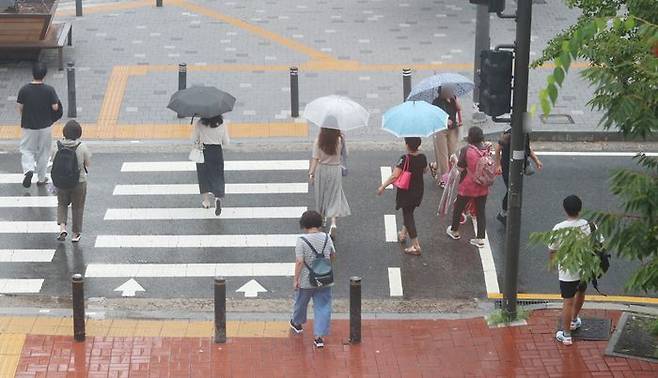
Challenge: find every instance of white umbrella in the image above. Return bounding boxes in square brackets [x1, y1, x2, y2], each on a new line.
[303, 95, 370, 130]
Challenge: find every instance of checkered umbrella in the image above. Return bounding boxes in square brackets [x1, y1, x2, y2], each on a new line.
[406, 73, 474, 103]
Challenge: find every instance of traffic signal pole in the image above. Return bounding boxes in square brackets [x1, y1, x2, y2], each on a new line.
[472, 4, 490, 123]
[502, 0, 533, 319]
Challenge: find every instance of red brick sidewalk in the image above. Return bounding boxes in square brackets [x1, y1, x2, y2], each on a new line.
[12, 309, 658, 377]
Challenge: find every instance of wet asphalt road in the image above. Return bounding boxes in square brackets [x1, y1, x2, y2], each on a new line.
[0, 149, 653, 300]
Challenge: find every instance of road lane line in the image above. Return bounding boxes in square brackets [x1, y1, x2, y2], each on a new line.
[0, 196, 57, 207]
[472, 218, 500, 294]
[0, 279, 44, 293]
[0, 249, 55, 262]
[121, 160, 309, 172]
[535, 151, 658, 157]
[85, 263, 295, 277]
[384, 215, 398, 242]
[380, 167, 393, 189]
[94, 234, 299, 248]
[0, 222, 59, 233]
[112, 183, 308, 195]
[388, 267, 403, 297]
[104, 206, 307, 220]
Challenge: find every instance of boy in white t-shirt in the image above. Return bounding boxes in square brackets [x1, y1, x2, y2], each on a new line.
[549, 195, 590, 346]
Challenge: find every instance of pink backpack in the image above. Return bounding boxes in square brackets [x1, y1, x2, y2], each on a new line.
[470, 145, 496, 187]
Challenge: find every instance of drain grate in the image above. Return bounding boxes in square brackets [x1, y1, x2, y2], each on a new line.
[556, 318, 612, 340]
[541, 114, 575, 124]
[494, 299, 551, 309]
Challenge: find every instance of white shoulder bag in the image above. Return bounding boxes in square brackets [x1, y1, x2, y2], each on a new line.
[189, 139, 204, 163]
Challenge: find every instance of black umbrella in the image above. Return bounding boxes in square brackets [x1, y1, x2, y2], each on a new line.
[167, 86, 236, 118]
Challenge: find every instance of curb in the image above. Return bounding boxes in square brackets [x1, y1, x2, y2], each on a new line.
[485, 130, 658, 143]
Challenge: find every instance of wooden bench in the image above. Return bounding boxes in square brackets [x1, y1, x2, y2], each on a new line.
[0, 21, 72, 70]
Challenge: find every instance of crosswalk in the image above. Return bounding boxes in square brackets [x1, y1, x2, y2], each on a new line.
[92, 158, 312, 297]
[0, 158, 405, 298]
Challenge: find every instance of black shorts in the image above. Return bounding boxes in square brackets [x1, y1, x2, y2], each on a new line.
[560, 280, 587, 299]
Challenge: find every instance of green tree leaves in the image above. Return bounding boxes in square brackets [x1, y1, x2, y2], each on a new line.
[530, 1, 658, 293]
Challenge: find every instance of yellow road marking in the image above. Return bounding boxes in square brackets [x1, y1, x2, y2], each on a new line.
[169, 0, 339, 63]
[0, 334, 25, 377]
[488, 292, 658, 305]
[0, 122, 308, 140]
[0, 316, 290, 338]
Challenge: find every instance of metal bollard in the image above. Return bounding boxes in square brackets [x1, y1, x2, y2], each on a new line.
[349, 277, 361, 344]
[66, 62, 77, 118]
[290, 67, 299, 118]
[177, 63, 187, 118]
[402, 68, 412, 101]
[156, 0, 162, 7]
[75, 0, 82, 17]
[214, 277, 226, 343]
[72, 274, 85, 342]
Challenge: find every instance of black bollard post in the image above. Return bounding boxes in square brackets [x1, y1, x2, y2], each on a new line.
[72, 274, 85, 342]
[214, 277, 226, 343]
[75, 0, 82, 17]
[177, 63, 187, 118]
[349, 276, 362, 344]
[290, 66, 299, 118]
[66, 62, 77, 118]
[156, 0, 162, 7]
[402, 68, 412, 101]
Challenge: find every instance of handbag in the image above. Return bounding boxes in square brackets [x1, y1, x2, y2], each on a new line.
[300, 234, 333, 287]
[51, 100, 63, 123]
[393, 155, 412, 190]
[189, 141, 204, 164]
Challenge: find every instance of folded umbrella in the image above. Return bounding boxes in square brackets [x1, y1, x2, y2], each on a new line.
[303, 95, 370, 130]
[382, 101, 449, 138]
[406, 73, 474, 104]
[167, 86, 236, 118]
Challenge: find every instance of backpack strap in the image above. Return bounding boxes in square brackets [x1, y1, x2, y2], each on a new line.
[300, 234, 329, 258]
[300, 234, 329, 273]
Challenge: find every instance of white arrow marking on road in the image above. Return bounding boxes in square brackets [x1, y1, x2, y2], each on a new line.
[114, 279, 145, 297]
[236, 279, 267, 298]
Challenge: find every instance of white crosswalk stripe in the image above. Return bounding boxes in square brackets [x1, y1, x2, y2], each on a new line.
[0, 173, 50, 184]
[0, 221, 59, 233]
[85, 263, 295, 278]
[113, 183, 308, 195]
[95, 234, 299, 248]
[0, 196, 58, 207]
[0, 249, 56, 262]
[0, 279, 44, 294]
[104, 206, 307, 220]
[121, 160, 309, 172]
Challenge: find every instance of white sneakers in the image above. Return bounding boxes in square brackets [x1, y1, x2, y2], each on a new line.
[556, 318, 582, 346]
[469, 238, 485, 248]
[570, 317, 582, 331]
[555, 330, 573, 345]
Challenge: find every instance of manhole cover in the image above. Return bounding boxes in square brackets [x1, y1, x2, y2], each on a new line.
[541, 114, 574, 124]
[556, 318, 611, 340]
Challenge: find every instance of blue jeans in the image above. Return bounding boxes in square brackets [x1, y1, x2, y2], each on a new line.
[292, 287, 332, 337]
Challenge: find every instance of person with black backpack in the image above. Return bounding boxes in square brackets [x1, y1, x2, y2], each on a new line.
[53, 121, 91, 243]
[290, 210, 335, 349]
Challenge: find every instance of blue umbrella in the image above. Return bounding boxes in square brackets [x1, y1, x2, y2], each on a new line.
[382, 101, 449, 138]
[406, 73, 474, 103]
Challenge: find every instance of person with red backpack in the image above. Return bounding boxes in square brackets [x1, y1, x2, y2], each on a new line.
[446, 126, 494, 248]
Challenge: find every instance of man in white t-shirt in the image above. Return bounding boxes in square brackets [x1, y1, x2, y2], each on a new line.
[549, 195, 590, 346]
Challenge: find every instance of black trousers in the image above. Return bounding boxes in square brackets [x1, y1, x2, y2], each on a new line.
[502, 168, 509, 211]
[402, 207, 418, 239]
[196, 144, 225, 198]
[451, 195, 487, 239]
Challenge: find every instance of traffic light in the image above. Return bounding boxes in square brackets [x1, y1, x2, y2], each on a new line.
[469, 0, 505, 13]
[478, 49, 513, 117]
